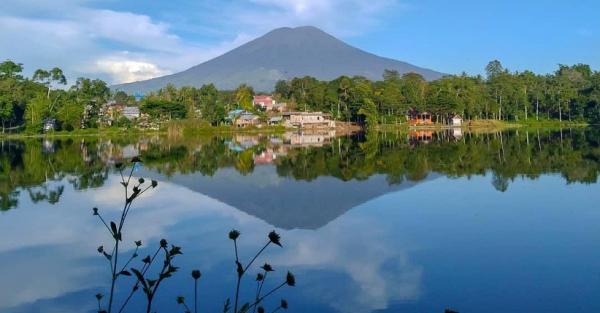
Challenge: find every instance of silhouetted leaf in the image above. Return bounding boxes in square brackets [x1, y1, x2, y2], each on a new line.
[238, 302, 250, 313]
[223, 298, 231, 313]
[286, 272, 295, 286]
[130, 268, 148, 289]
[110, 222, 118, 236]
[119, 270, 132, 276]
[236, 261, 243, 277]
[169, 245, 182, 256]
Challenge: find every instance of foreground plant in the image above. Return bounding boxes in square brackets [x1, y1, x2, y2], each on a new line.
[94, 157, 181, 313]
[177, 230, 295, 313]
[93, 157, 295, 313]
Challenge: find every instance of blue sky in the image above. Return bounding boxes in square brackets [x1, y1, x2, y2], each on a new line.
[0, 0, 598, 84]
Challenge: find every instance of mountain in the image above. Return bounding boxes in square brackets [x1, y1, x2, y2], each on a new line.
[114, 26, 445, 93]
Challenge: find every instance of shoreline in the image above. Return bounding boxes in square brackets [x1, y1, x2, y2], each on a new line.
[0, 119, 592, 139]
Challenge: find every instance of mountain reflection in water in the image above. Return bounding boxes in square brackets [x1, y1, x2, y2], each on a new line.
[1, 128, 599, 313]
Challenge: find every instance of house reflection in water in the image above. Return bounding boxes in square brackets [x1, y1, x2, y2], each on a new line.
[409, 130, 433, 145]
[283, 130, 337, 147]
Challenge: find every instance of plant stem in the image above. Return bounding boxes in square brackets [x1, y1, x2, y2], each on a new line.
[244, 242, 270, 272]
[194, 279, 198, 313]
[247, 282, 286, 310]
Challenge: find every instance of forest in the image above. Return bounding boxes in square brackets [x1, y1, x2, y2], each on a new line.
[1, 59, 600, 133]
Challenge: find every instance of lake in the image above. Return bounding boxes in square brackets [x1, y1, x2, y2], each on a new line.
[1, 128, 599, 313]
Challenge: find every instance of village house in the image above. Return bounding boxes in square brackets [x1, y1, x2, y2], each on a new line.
[253, 95, 276, 110]
[43, 118, 56, 132]
[235, 112, 260, 128]
[407, 110, 433, 126]
[122, 106, 141, 120]
[253, 95, 287, 112]
[281, 112, 335, 128]
[448, 114, 463, 126]
[268, 116, 283, 126]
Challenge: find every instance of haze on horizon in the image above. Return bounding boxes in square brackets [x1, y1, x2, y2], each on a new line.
[0, 0, 598, 85]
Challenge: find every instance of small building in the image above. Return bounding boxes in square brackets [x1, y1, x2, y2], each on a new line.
[407, 110, 433, 126]
[449, 114, 463, 126]
[273, 102, 287, 112]
[226, 109, 247, 123]
[235, 113, 260, 128]
[43, 118, 56, 132]
[122, 106, 140, 120]
[282, 112, 335, 128]
[268, 116, 283, 126]
[253, 95, 276, 111]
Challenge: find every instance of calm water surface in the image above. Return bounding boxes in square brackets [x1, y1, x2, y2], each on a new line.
[1, 129, 599, 313]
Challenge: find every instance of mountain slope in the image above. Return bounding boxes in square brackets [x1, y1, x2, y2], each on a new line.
[114, 26, 445, 93]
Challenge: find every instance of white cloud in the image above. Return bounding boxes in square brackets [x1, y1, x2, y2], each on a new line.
[95, 58, 169, 83]
[0, 0, 400, 84]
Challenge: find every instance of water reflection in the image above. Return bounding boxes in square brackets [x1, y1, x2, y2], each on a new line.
[1, 129, 600, 313]
[2, 128, 599, 212]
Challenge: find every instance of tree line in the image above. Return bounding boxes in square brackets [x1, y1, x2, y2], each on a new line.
[2, 59, 600, 133]
[274, 61, 600, 125]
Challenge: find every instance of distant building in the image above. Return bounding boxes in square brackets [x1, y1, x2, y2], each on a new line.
[281, 112, 335, 128]
[122, 106, 140, 120]
[226, 109, 247, 123]
[273, 102, 287, 112]
[235, 113, 260, 128]
[407, 110, 433, 126]
[43, 118, 56, 132]
[449, 114, 463, 126]
[253, 95, 276, 110]
[268, 116, 283, 125]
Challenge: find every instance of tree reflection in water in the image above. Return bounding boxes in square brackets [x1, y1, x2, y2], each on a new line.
[1, 128, 599, 211]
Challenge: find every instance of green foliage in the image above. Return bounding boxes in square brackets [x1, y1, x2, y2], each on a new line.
[141, 99, 186, 120]
[235, 84, 254, 110]
[1, 59, 600, 134]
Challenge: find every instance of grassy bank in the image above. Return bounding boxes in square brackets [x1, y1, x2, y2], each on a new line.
[0, 127, 161, 139]
[1, 118, 591, 139]
[375, 119, 589, 131]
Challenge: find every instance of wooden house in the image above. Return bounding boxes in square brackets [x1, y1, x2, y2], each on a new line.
[407, 110, 433, 126]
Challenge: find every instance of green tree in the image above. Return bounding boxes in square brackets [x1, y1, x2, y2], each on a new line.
[235, 84, 254, 110]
